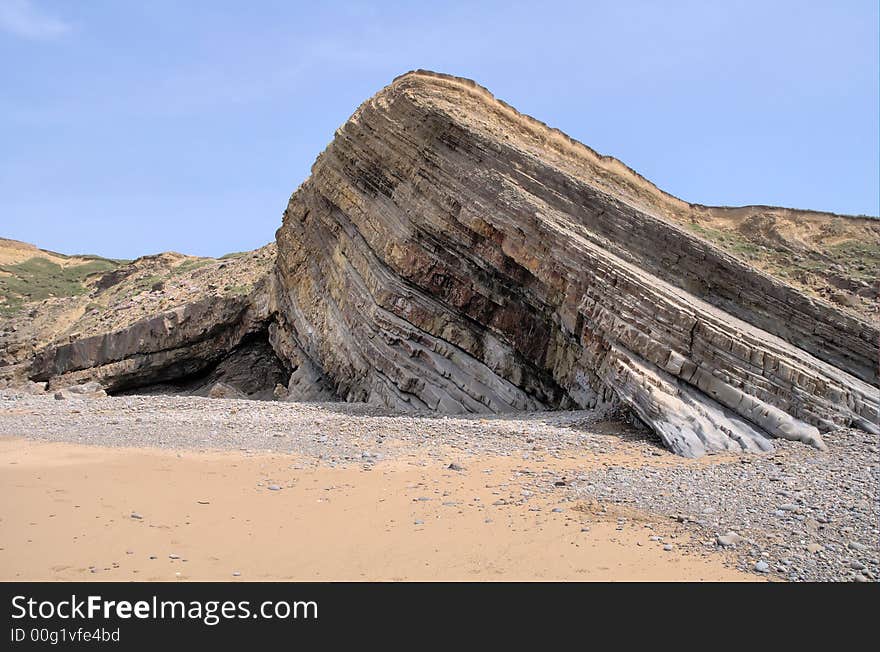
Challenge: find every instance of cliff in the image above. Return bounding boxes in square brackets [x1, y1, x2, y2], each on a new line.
[3, 71, 877, 457]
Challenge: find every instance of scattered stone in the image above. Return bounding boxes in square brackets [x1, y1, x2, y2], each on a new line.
[716, 532, 743, 548]
[848, 542, 868, 551]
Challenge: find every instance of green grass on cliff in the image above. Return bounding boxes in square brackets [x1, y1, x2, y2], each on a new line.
[0, 256, 121, 315]
[686, 222, 879, 285]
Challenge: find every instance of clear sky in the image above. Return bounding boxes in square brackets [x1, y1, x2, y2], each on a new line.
[2, 0, 878, 259]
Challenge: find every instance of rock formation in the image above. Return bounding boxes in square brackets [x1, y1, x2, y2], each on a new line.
[2, 70, 878, 458]
[1, 244, 281, 398]
[271, 70, 878, 456]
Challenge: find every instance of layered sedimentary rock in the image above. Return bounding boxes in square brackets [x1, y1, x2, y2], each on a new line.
[271, 70, 878, 456]
[5, 70, 878, 457]
[2, 245, 282, 398]
[28, 291, 272, 393]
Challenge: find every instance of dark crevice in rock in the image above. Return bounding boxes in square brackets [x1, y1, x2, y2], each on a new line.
[112, 327, 288, 400]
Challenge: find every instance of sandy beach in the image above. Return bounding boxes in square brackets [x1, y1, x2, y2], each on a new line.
[0, 436, 755, 582]
[2, 392, 876, 582]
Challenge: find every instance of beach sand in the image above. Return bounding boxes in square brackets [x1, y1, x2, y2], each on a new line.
[0, 437, 756, 582]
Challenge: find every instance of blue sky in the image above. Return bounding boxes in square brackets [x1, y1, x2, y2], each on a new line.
[1, 0, 877, 259]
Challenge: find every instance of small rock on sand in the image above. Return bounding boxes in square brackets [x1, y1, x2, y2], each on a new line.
[716, 532, 743, 548]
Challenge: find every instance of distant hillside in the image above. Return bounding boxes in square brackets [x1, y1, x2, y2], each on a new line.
[0, 238, 128, 316]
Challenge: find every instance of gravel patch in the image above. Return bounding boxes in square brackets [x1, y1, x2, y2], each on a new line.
[0, 391, 644, 463]
[571, 428, 879, 582]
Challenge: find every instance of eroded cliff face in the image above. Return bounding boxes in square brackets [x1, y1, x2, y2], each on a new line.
[1, 244, 284, 399]
[271, 70, 878, 457]
[4, 71, 878, 458]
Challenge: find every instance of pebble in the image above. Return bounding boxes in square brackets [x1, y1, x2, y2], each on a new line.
[267, 485, 282, 491]
[716, 532, 743, 548]
[848, 561, 866, 571]
[848, 542, 868, 551]
[754, 561, 770, 573]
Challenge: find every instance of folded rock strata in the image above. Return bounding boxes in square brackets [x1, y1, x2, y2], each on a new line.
[271, 70, 878, 456]
[28, 286, 278, 397]
[6, 70, 878, 457]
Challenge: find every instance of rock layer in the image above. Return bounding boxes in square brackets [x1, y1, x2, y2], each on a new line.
[271, 70, 878, 456]
[5, 71, 878, 458]
[28, 286, 277, 396]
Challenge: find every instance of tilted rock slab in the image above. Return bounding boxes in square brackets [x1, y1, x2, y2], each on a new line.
[272, 70, 878, 457]
[28, 289, 274, 394]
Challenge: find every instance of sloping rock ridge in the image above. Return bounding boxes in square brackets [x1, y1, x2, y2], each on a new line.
[272, 70, 878, 457]
[3, 71, 878, 458]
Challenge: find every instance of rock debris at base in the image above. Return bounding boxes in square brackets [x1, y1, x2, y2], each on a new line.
[572, 426, 879, 583]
